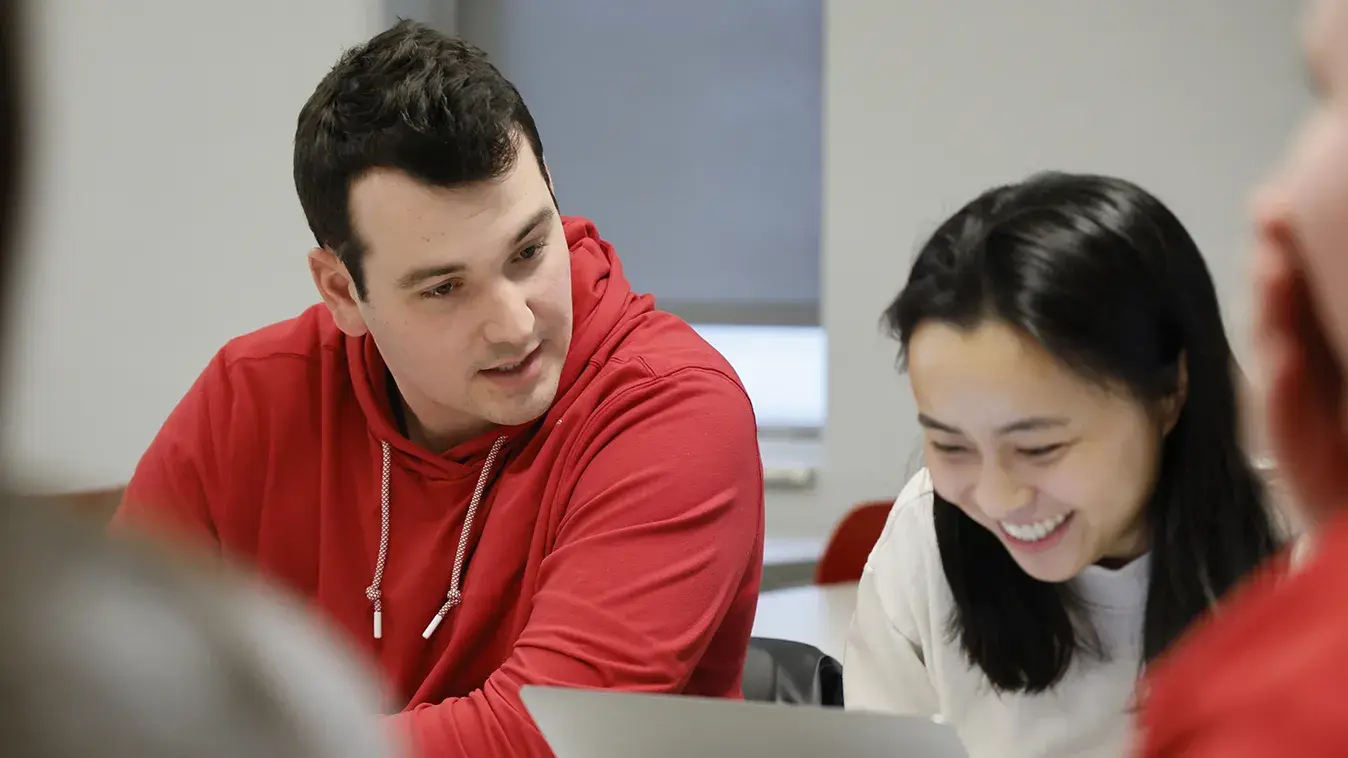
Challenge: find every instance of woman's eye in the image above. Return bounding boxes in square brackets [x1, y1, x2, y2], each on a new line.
[931, 442, 970, 454]
[1020, 443, 1065, 458]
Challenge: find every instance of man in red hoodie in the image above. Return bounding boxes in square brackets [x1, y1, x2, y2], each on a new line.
[112, 20, 765, 757]
[1135, 0, 1348, 755]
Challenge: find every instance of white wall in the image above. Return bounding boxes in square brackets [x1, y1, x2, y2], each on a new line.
[819, 0, 1311, 534]
[0, 0, 1311, 543]
[1, 1, 380, 491]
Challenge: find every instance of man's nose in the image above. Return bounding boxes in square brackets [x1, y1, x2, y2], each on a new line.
[482, 284, 535, 346]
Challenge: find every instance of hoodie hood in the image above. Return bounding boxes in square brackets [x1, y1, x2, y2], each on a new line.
[347, 216, 648, 474]
[346, 216, 651, 645]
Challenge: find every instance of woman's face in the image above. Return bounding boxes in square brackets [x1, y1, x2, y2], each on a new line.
[908, 319, 1181, 582]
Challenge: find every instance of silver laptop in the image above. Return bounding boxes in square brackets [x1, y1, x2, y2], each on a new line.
[521, 685, 968, 758]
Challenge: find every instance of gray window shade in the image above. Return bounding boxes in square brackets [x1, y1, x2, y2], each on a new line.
[459, 0, 822, 325]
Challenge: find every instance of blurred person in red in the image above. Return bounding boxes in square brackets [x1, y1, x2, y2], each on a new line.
[0, 4, 402, 757]
[1136, 0, 1348, 754]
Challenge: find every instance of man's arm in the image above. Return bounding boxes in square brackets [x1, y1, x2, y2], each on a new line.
[389, 367, 765, 757]
[1138, 694, 1348, 758]
[1134, 519, 1348, 758]
[1141, 724, 1336, 758]
[111, 351, 226, 550]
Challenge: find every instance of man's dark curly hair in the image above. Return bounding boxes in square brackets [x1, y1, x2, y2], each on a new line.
[294, 20, 547, 298]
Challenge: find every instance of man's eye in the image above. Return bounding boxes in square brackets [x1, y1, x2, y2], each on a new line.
[423, 280, 457, 299]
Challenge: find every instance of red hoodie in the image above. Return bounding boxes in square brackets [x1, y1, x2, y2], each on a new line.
[1135, 522, 1348, 757]
[113, 217, 766, 757]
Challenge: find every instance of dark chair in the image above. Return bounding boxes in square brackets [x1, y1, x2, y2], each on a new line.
[743, 637, 844, 707]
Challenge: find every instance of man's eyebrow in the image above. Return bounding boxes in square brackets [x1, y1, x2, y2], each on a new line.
[512, 206, 555, 244]
[394, 207, 556, 290]
[396, 261, 465, 290]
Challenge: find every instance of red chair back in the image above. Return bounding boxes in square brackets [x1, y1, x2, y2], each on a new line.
[813, 500, 893, 585]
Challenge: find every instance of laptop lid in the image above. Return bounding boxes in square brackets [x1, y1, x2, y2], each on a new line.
[520, 686, 968, 758]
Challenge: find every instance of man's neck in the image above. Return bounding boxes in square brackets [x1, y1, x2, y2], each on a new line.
[385, 370, 491, 454]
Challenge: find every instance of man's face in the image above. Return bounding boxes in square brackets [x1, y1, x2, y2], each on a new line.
[313, 146, 572, 451]
[1256, 0, 1348, 365]
[1251, 0, 1348, 522]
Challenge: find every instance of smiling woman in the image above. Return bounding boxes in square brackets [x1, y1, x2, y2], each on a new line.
[907, 318, 1165, 581]
[842, 172, 1282, 758]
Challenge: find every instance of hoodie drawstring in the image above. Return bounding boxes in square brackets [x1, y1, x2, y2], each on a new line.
[422, 435, 507, 639]
[365, 435, 508, 641]
[365, 441, 393, 639]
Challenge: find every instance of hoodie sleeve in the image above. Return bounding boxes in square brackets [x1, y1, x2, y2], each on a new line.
[111, 351, 225, 551]
[388, 366, 765, 757]
[1135, 523, 1348, 758]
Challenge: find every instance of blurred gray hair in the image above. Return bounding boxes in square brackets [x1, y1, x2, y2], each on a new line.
[0, 8, 398, 754]
[0, 500, 402, 757]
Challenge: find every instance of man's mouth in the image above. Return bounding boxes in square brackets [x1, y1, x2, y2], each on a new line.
[482, 345, 541, 375]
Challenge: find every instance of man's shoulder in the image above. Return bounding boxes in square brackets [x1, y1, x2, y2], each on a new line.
[194, 304, 349, 414]
[571, 313, 757, 448]
[602, 311, 745, 393]
[217, 303, 342, 369]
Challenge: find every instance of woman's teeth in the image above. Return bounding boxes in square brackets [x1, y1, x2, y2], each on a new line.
[1000, 513, 1069, 542]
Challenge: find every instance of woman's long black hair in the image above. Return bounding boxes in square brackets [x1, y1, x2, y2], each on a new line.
[884, 172, 1281, 693]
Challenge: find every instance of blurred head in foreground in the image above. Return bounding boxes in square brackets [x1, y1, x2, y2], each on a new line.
[0, 4, 399, 756]
[1251, 0, 1348, 530]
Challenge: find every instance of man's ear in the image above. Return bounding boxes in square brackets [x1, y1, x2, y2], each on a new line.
[1234, 359, 1269, 459]
[307, 247, 369, 337]
[1257, 220, 1348, 526]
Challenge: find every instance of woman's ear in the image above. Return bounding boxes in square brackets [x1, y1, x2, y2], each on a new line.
[1161, 352, 1189, 435]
